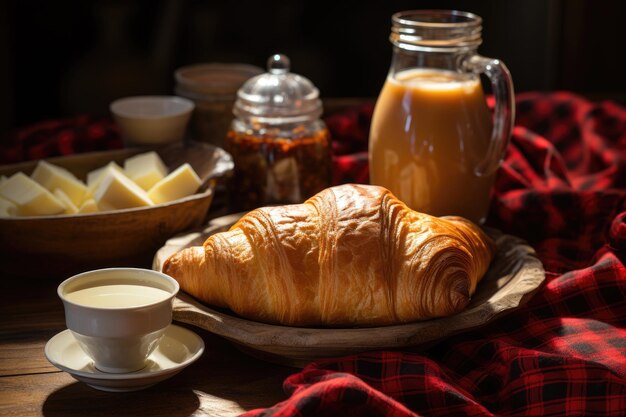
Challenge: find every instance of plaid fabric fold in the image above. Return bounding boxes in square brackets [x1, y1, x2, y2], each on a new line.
[242, 92, 626, 417]
[0, 115, 122, 164]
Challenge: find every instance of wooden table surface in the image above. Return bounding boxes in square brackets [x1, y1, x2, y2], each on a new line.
[0, 275, 295, 417]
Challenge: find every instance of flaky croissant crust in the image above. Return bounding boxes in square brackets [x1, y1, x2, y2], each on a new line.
[163, 184, 495, 327]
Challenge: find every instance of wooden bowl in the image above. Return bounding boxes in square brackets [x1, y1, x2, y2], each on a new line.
[0, 141, 233, 279]
[154, 214, 545, 367]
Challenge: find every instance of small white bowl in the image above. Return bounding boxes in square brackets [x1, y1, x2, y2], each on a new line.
[58, 267, 179, 373]
[110, 96, 195, 146]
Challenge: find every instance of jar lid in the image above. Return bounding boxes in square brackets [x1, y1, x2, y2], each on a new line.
[175, 63, 263, 101]
[233, 54, 323, 125]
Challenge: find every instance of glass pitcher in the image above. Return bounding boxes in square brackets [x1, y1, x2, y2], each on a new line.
[369, 10, 514, 224]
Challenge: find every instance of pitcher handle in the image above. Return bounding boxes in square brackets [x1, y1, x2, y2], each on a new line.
[466, 55, 515, 177]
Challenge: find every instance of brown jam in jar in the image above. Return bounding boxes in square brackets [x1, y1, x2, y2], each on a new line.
[227, 54, 332, 211]
[225, 123, 331, 211]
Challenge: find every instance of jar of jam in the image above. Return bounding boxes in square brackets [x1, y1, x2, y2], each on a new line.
[226, 54, 332, 211]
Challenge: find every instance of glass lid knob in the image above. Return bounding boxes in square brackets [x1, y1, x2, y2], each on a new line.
[267, 54, 290, 75]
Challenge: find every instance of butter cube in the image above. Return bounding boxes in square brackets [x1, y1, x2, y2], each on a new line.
[124, 151, 168, 191]
[78, 198, 99, 214]
[31, 160, 87, 206]
[53, 189, 79, 214]
[0, 172, 65, 216]
[148, 163, 201, 204]
[93, 168, 153, 211]
[86, 162, 125, 188]
[0, 196, 17, 217]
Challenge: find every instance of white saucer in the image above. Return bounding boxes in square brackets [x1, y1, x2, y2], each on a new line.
[44, 324, 204, 392]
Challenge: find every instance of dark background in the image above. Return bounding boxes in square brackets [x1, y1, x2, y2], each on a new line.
[1, 0, 625, 136]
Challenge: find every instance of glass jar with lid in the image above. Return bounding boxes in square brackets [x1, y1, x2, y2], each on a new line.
[225, 54, 332, 211]
[174, 63, 263, 147]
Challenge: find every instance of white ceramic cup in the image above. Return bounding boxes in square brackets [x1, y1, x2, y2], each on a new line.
[58, 268, 179, 373]
[110, 96, 195, 147]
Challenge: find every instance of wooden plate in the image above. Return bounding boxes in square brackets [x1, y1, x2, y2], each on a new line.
[0, 141, 233, 278]
[154, 214, 545, 367]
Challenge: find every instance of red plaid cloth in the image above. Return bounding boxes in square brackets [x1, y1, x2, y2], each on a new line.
[242, 92, 626, 417]
[0, 115, 122, 164]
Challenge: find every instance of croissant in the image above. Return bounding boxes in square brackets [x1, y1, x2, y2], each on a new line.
[163, 184, 495, 327]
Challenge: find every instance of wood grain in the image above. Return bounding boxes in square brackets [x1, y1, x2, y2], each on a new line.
[155, 216, 545, 367]
[0, 356, 290, 417]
